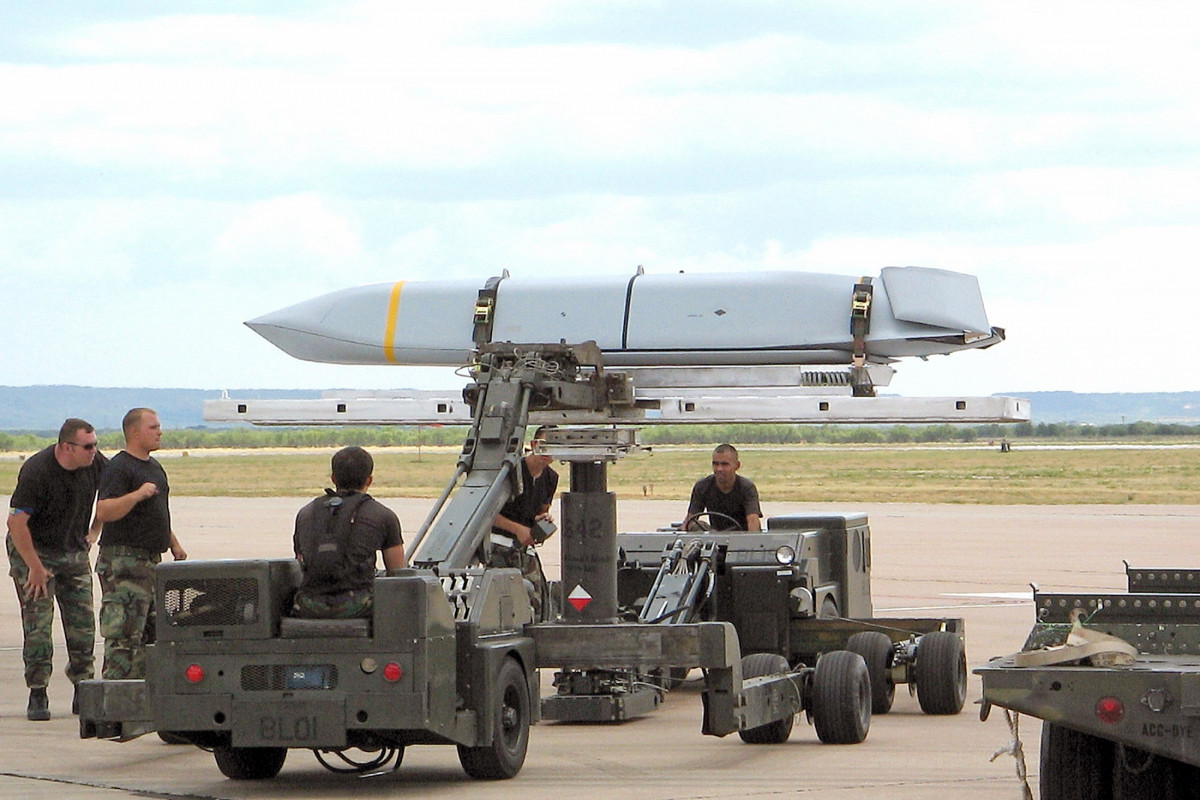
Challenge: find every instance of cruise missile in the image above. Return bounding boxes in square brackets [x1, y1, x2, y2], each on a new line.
[246, 267, 1003, 369]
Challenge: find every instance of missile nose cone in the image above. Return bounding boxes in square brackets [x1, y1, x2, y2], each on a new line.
[245, 285, 391, 364]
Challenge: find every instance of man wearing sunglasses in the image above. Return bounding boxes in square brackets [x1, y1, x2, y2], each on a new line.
[7, 418, 108, 721]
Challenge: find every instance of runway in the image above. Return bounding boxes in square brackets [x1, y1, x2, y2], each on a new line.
[2, 497, 1197, 799]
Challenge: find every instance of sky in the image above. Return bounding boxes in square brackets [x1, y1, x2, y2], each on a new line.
[2, 1, 1199, 403]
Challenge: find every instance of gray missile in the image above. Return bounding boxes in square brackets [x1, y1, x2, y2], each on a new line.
[246, 266, 1003, 368]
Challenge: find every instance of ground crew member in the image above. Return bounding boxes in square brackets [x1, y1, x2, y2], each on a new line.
[292, 446, 406, 619]
[7, 418, 107, 721]
[96, 408, 187, 679]
[685, 443, 762, 531]
[490, 426, 558, 620]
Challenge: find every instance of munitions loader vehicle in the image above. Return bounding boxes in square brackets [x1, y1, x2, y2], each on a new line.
[80, 342, 882, 780]
[977, 564, 1200, 800]
[79, 271, 1026, 781]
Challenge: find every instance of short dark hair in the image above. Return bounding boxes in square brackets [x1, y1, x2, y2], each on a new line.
[58, 418, 94, 444]
[713, 443, 739, 459]
[122, 407, 156, 437]
[331, 446, 374, 491]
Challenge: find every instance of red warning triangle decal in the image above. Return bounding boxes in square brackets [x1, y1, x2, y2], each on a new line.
[567, 584, 593, 611]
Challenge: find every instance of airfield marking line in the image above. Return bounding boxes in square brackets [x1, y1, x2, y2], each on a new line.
[0, 771, 222, 800]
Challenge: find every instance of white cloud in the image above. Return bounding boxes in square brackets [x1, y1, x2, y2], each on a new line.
[2, 1, 1200, 404]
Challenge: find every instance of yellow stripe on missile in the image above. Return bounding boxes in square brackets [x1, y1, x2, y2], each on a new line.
[383, 281, 406, 363]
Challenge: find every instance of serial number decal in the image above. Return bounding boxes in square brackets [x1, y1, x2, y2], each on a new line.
[259, 715, 319, 742]
[1142, 722, 1195, 739]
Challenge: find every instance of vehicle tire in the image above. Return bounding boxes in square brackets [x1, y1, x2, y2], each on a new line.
[157, 731, 190, 745]
[213, 746, 287, 780]
[1112, 743, 1184, 800]
[737, 653, 794, 744]
[914, 631, 966, 715]
[1040, 722, 1113, 800]
[458, 656, 530, 780]
[811, 650, 870, 744]
[845, 631, 896, 714]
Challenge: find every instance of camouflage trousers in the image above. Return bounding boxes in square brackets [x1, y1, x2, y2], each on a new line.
[95, 546, 160, 680]
[291, 587, 374, 619]
[6, 536, 95, 689]
[487, 542, 548, 621]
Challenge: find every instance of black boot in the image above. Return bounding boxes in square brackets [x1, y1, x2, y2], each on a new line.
[72, 684, 80, 715]
[27, 687, 50, 721]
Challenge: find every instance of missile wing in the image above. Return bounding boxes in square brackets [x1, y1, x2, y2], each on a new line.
[246, 266, 1003, 368]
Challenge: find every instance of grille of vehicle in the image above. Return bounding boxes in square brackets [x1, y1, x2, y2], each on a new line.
[163, 577, 261, 627]
[241, 664, 339, 691]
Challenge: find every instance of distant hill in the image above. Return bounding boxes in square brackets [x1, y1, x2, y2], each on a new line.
[1005, 391, 1200, 425]
[0, 386, 325, 433]
[1, 386, 1197, 431]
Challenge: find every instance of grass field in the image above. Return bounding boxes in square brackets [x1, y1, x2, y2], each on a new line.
[4, 442, 1199, 504]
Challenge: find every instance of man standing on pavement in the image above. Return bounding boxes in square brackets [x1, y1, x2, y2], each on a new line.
[7, 418, 107, 721]
[95, 408, 187, 679]
[490, 426, 558, 620]
[685, 443, 763, 531]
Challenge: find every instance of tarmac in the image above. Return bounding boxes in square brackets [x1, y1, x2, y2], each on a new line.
[2, 495, 1197, 800]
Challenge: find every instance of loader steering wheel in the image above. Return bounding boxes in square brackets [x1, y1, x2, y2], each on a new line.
[683, 511, 742, 532]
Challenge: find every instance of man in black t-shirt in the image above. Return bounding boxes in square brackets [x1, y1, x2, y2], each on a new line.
[490, 427, 558, 619]
[685, 444, 762, 532]
[292, 446, 406, 619]
[7, 418, 107, 720]
[96, 408, 187, 680]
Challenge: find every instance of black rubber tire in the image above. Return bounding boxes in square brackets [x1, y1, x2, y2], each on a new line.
[914, 631, 966, 715]
[1112, 743, 1185, 800]
[1040, 723, 1113, 800]
[844, 631, 895, 715]
[811, 650, 870, 745]
[157, 731, 190, 745]
[737, 653, 794, 744]
[458, 657, 530, 780]
[213, 746, 287, 780]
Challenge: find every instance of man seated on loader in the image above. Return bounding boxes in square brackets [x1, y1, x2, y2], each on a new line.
[291, 446, 407, 619]
[684, 443, 762, 532]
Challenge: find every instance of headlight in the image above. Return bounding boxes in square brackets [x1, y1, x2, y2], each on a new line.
[774, 545, 796, 565]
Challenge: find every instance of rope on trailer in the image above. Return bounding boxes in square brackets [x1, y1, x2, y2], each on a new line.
[988, 708, 1033, 800]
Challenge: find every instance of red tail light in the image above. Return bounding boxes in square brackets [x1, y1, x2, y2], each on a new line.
[1095, 696, 1124, 724]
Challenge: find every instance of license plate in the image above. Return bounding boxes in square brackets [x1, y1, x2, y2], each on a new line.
[286, 665, 333, 690]
[232, 700, 345, 747]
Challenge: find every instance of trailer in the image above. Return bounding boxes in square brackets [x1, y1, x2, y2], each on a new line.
[614, 517, 968, 716]
[976, 564, 1200, 799]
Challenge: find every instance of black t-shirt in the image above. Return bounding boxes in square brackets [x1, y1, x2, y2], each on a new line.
[9, 446, 108, 554]
[293, 491, 403, 595]
[687, 474, 762, 531]
[494, 458, 558, 532]
[97, 451, 172, 553]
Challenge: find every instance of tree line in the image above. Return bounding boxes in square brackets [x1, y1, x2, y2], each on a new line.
[1, 421, 1198, 452]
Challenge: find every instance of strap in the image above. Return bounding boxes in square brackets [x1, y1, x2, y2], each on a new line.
[850, 277, 875, 397]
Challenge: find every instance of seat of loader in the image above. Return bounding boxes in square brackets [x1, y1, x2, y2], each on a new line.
[278, 616, 372, 638]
